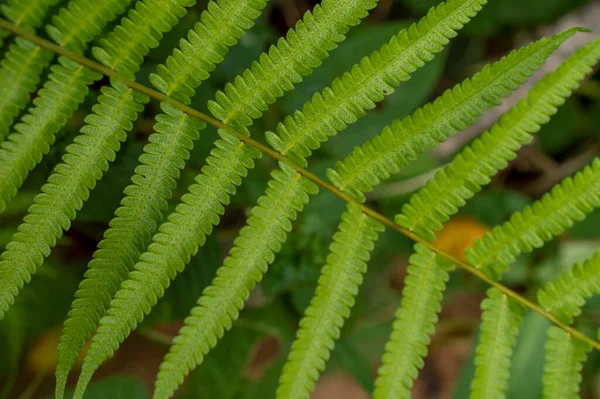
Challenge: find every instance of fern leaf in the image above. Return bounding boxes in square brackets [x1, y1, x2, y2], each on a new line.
[54, 0, 246, 394]
[327, 28, 579, 202]
[0, 38, 54, 142]
[542, 327, 591, 399]
[467, 157, 600, 280]
[46, 0, 133, 54]
[0, 0, 61, 139]
[0, 78, 148, 320]
[76, 163, 317, 399]
[395, 28, 594, 241]
[373, 244, 454, 399]
[470, 288, 526, 399]
[1, 0, 61, 32]
[0, 57, 101, 213]
[538, 250, 600, 325]
[71, 1, 376, 395]
[150, 0, 272, 105]
[57, 1, 267, 395]
[92, 0, 196, 79]
[208, 0, 378, 132]
[0, 0, 141, 212]
[274, 204, 383, 399]
[266, 0, 488, 167]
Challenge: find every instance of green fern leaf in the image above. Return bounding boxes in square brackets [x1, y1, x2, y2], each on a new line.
[150, 0, 272, 105]
[538, 250, 600, 325]
[72, 1, 376, 395]
[373, 244, 454, 399]
[266, 0, 488, 167]
[275, 204, 383, 399]
[0, 0, 141, 212]
[467, 157, 600, 280]
[1, 0, 61, 32]
[92, 0, 196, 79]
[77, 163, 317, 399]
[395, 29, 595, 241]
[542, 327, 591, 399]
[0, 0, 61, 139]
[46, 0, 133, 54]
[55, 0, 243, 395]
[470, 288, 526, 399]
[0, 57, 101, 213]
[327, 28, 579, 202]
[0, 78, 148, 319]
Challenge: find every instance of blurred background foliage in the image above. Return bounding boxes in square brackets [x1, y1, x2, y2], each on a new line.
[1, 0, 600, 397]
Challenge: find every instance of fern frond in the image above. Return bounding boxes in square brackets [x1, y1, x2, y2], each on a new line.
[72, 1, 376, 395]
[0, 0, 143, 212]
[0, 57, 101, 213]
[327, 29, 579, 202]
[470, 288, 526, 399]
[92, 0, 196, 79]
[0, 38, 54, 141]
[538, 250, 600, 325]
[373, 244, 454, 399]
[0, 0, 61, 139]
[0, 78, 148, 319]
[542, 327, 591, 399]
[46, 0, 133, 54]
[395, 29, 595, 241]
[208, 0, 377, 133]
[467, 157, 600, 280]
[150, 0, 272, 105]
[266, 0, 488, 167]
[1, 0, 61, 32]
[275, 204, 384, 399]
[55, 0, 246, 394]
[76, 163, 317, 399]
[58, 1, 268, 395]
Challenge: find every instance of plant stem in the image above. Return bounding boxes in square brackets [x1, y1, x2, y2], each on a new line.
[1, 17, 599, 352]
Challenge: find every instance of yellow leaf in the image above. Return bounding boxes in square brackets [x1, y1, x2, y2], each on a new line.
[433, 217, 490, 261]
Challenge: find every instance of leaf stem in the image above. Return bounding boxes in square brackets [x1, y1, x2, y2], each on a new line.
[1, 17, 599, 352]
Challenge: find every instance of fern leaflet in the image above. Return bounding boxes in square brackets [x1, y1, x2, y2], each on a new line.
[92, 0, 196, 79]
[395, 29, 596, 241]
[0, 0, 60, 139]
[470, 288, 526, 399]
[542, 327, 591, 399]
[0, 0, 138, 212]
[55, 0, 234, 395]
[73, 0, 376, 395]
[467, 157, 600, 280]
[77, 163, 317, 399]
[0, 78, 148, 319]
[46, 0, 133, 54]
[266, 0, 488, 167]
[276, 204, 383, 399]
[373, 244, 454, 399]
[327, 28, 580, 202]
[538, 250, 600, 325]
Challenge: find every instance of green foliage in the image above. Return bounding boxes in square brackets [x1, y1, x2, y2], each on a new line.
[327, 29, 578, 202]
[395, 29, 596, 241]
[542, 327, 591, 399]
[0, 0, 61, 139]
[0, 58, 101, 213]
[267, 0, 488, 168]
[0, 0, 599, 398]
[470, 288, 527, 399]
[538, 250, 600, 325]
[373, 244, 454, 399]
[277, 204, 384, 399]
[467, 157, 600, 280]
